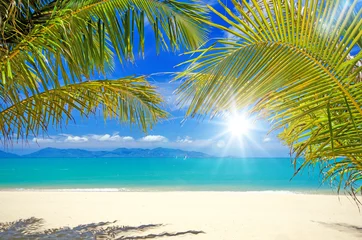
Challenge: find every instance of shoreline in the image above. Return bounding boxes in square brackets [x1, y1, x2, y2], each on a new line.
[0, 187, 336, 194]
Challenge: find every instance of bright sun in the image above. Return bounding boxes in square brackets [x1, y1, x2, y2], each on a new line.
[227, 114, 251, 136]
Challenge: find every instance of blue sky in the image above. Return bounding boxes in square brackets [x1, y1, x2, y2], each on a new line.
[10, 0, 361, 157]
[8, 0, 291, 157]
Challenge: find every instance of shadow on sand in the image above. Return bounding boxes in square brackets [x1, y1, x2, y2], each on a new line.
[0, 217, 205, 239]
[313, 221, 362, 238]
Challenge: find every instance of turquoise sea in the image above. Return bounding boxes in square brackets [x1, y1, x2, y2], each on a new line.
[0, 157, 331, 192]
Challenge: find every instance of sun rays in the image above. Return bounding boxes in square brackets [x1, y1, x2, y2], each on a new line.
[226, 114, 251, 137]
[207, 111, 271, 158]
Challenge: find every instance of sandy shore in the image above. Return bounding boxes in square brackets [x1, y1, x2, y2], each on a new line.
[0, 191, 361, 239]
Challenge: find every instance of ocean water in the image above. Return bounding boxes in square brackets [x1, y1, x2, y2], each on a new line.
[0, 157, 331, 192]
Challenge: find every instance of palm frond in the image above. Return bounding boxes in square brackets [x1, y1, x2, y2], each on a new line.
[0, 76, 167, 142]
[0, 0, 208, 143]
[176, 0, 362, 195]
[0, 0, 209, 105]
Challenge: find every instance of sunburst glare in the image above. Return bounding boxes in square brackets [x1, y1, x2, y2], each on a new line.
[226, 114, 251, 136]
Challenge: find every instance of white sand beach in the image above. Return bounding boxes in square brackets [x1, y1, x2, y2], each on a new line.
[0, 191, 361, 239]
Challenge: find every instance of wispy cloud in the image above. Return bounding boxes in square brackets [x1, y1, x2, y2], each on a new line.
[32, 137, 55, 143]
[90, 134, 134, 142]
[140, 135, 168, 143]
[123, 136, 135, 141]
[153, 81, 180, 111]
[176, 136, 193, 143]
[64, 135, 88, 143]
[223, 25, 242, 40]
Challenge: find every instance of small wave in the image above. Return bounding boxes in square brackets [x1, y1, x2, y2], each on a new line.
[238, 190, 333, 195]
[241, 190, 299, 194]
[2, 188, 131, 192]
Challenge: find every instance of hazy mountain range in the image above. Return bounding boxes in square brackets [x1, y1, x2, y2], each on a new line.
[0, 147, 213, 158]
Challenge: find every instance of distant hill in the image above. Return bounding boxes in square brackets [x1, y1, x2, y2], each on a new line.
[112, 147, 211, 158]
[0, 150, 19, 158]
[19, 147, 213, 158]
[23, 148, 98, 158]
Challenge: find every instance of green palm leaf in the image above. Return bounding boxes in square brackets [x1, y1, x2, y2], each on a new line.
[176, 0, 362, 196]
[0, 0, 208, 98]
[0, 0, 208, 142]
[0, 76, 167, 142]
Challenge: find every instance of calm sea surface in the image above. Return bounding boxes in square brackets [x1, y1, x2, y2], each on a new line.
[0, 157, 331, 192]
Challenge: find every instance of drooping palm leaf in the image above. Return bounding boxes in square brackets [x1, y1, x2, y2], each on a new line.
[176, 0, 362, 196]
[0, 0, 208, 142]
[0, 76, 167, 142]
[0, 0, 208, 96]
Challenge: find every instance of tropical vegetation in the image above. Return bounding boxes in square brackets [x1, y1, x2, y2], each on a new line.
[176, 0, 362, 198]
[0, 0, 208, 142]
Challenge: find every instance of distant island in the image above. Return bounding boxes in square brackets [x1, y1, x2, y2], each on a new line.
[0, 147, 214, 158]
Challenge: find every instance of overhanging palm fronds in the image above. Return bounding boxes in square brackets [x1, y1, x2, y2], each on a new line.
[0, 0, 209, 95]
[0, 76, 167, 142]
[0, 0, 209, 142]
[176, 0, 362, 195]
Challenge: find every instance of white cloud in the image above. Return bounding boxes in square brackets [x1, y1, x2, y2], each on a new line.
[263, 137, 271, 142]
[139, 135, 168, 143]
[177, 136, 193, 143]
[90, 134, 109, 141]
[122, 136, 134, 141]
[90, 134, 134, 142]
[64, 136, 88, 143]
[99, 134, 114, 141]
[32, 137, 55, 143]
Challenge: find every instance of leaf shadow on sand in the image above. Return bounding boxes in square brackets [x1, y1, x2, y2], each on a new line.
[313, 221, 362, 238]
[0, 217, 205, 239]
